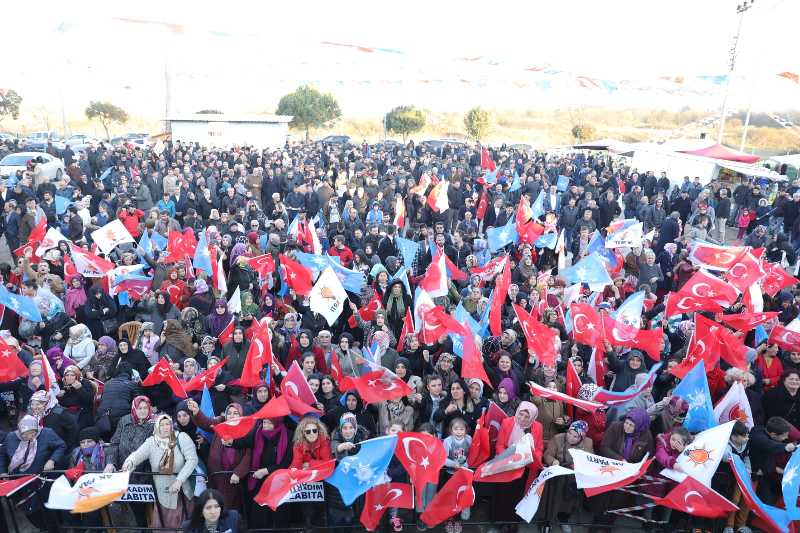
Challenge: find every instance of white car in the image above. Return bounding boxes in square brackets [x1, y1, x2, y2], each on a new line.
[65, 134, 99, 147]
[0, 152, 65, 180]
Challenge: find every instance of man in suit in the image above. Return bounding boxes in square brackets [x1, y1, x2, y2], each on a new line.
[655, 211, 681, 255]
[2, 199, 20, 260]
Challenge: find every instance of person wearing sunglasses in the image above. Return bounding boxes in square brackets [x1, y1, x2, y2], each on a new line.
[290, 418, 331, 532]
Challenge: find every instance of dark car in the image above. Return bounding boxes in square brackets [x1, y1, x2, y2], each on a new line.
[320, 135, 351, 145]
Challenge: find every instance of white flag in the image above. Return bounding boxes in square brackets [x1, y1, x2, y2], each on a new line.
[227, 286, 241, 314]
[714, 382, 754, 429]
[662, 420, 735, 487]
[515, 465, 573, 522]
[91, 219, 135, 254]
[309, 266, 347, 326]
[569, 449, 650, 496]
[46, 471, 130, 513]
[35, 227, 72, 257]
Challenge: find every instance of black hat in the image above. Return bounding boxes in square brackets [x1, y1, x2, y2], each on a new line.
[78, 426, 101, 443]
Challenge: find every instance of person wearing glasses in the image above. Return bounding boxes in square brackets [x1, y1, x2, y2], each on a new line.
[290, 418, 331, 531]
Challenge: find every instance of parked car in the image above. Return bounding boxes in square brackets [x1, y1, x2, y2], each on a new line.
[0, 133, 17, 143]
[320, 135, 351, 145]
[23, 131, 65, 152]
[0, 152, 65, 180]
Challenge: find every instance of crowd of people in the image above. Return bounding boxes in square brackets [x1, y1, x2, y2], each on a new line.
[0, 135, 797, 533]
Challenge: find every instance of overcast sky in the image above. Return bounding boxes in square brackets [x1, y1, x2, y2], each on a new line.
[5, 0, 800, 119]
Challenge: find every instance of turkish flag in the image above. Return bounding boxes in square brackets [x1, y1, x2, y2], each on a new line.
[65, 460, 85, 482]
[117, 278, 152, 301]
[330, 351, 355, 392]
[672, 316, 720, 378]
[165, 229, 197, 262]
[761, 262, 799, 297]
[602, 313, 664, 361]
[484, 402, 508, 445]
[570, 302, 604, 348]
[141, 358, 187, 398]
[251, 395, 292, 420]
[240, 323, 272, 388]
[651, 475, 737, 518]
[0, 338, 29, 382]
[665, 291, 722, 318]
[212, 415, 257, 440]
[476, 190, 489, 221]
[29, 217, 47, 244]
[467, 414, 490, 468]
[419, 254, 448, 298]
[417, 304, 449, 345]
[280, 361, 317, 406]
[428, 306, 492, 387]
[517, 219, 545, 246]
[768, 324, 800, 352]
[360, 483, 413, 531]
[490, 258, 511, 336]
[348, 291, 383, 328]
[248, 254, 276, 279]
[470, 255, 507, 285]
[419, 468, 475, 528]
[278, 254, 313, 296]
[481, 148, 496, 171]
[724, 251, 766, 292]
[395, 432, 446, 506]
[514, 304, 558, 366]
[184, 357, 229, 392]
[689, 243, 748, 270]
[396, 308, 414, 351]
[254, 460, 337, 511]
[715, 322, 749, 370]
[353, 369, 413, 404]
[719, 311, 779, 332]
[216, 317, 236, 346]
[0, 475, 37, 497]
[671, 269, 739, 316]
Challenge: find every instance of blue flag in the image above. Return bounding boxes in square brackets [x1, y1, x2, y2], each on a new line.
[483, 170, 498, 185]
[99, 167, 112, 183]
[612, 290, 645, 328]
[730, 454, 791, 532]
[672, 360, 715, 432]
[295, 252, 338, 277]
[117, 291, 131, 306]
[587, 230, 620, 269]
[560, 253, 613, 286]
[531, 190, 545, 220]
[487, 216, 519, 253]
[391, 266, 412, 296]
[327, 257, 366, 294]
[783, 448, 800, 520]
[193, 231, 213, 276]
[395, 236, 420, 269]
[535, 232, 557, 250]
[287, 214, 299, 237]
[326, 435, 398, 505]
[451, 303, 481, 357]
[508, 172, 521, 193]
[0, 285, 42, 322]
[556, 175, 570, 192]
[198, 385, 215, 441]
[55, 196, 70, 216]
[755, 324, 768, 346]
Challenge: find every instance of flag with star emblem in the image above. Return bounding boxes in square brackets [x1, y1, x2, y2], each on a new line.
[164, 228, 198, 263]
[327, 257, 366, 294]
[239, 323, 273, 388]
[514, 304, 558, 366]
[570, 302, 604, 349]
[184, 357, 229, 393]
[601, 313, 664, 361]
[724, 251, 766, 293]
[327, 435, 398, 505]
[352, 369, 413, 405]
[90, 219, 135, 255]
[0, 285, 42, 322]
[141, 358, 187, 398]
[278, 254, 313, 296]
[560, 253, 612, 286]
[360, 482, 413, 531]
[671, 360, 715, 432]
[0, 337, 28, 382]
[688, 242, 748, 271]
[487, 216, 519, 253]
[474, 432, 535, 483]
[719, 311, 778, 332]
[768, 324, 800, 352]
[570, 449, 653, 497]
[650, 475, 738, 518]
[192, 230, 213, 276]
[782, 448, 800, 520]
[729, 453, 791, 533]
[762, 262, 800, 297]
[255, 459, 337, 510]
[713, 381, 754, 429]
[419, 467, 475, 528]
[70, 244, 116, 278]
[294, 251, 336, 277]
[395, 236, 419, 269]
[515, 465, 574, 522]
[661, 421, 735, 487]
[395, 432, 446, 506]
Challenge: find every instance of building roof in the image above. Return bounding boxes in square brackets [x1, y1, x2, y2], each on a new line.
[166, 114, 293, 124]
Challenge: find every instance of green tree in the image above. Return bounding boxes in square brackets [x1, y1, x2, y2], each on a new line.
[85, 101, 129, 140]
[0, 89, 22, 124]
[571, 123, 597, 143]
[276, 85, 341, 141]
[384, 105, 426, 142]
[464, 106, 491, 141]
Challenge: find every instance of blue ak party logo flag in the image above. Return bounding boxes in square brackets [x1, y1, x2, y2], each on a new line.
[487, 216, 519, 253]
[560, 253, 613, 286]
[672, 360, 715, 432]
[326, 435, 398, 505]
[395, 236, 420, 269]
[193, 231, 213, 276]
[0, 285, 42, 322]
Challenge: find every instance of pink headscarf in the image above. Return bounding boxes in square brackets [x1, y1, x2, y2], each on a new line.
[508, 401, 538, 446]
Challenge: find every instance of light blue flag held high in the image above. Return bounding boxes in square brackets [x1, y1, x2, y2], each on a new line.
[487, 216, 519, 253]
[535, 232, 558, 250]
[326, 434, 398, 505]
[391, 266, 412, 296]
[671, 360, 715, 432]
[560, 253, 613, 286]
[193, 230, 213, 276]
[557, 175, 570, 192]
[730, 454, 791, 533]
[508, 172, 521, 193]
[327, 256, 366, 294]
[295, 251, 335, 277]
[197, 385, 215, 441]
[784, 448, 800, 520]
[531, 190, 545, 220]
[395, 236, 420, 269]
[0, 285, 42, 322]
[612, 290, 645, 329]
[55, 196, 71, 216]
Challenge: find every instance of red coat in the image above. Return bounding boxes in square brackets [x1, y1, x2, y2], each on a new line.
[290, 437, 332, 469]
[496, 417, 544, 488]
[576, 409, 606, 451]
[755, 355, 784, 390]
[286, 344, 329, 375]
[118, 209, 144, 237]
[328, 245, 353, 267]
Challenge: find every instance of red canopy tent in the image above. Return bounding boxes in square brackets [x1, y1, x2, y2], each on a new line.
[677, 143, 760, 164]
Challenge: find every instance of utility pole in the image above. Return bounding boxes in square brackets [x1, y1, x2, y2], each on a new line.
[718, 0, 755, 144]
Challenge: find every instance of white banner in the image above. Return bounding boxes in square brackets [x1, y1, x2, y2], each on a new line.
[282, 482, 325, 503]
[119, 484, 156, 503]
[515, 465, 573, 522]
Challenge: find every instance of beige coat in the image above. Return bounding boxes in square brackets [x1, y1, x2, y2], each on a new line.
[123, 432, 198, 509]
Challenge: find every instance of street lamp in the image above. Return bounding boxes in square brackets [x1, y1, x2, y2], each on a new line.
[717, 0, 755, 145]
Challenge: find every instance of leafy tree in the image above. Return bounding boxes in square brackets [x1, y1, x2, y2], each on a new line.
[196, 109, 223, 114]
[0, 89, 22, 124]
[384, 106, 426, 142]
[85, 101, 129, 140]
[571, 123, 597, 143]
[464, 107, 491, 141]
[276, 85, 341, 141]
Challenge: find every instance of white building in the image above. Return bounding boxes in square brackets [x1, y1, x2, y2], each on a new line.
[166, 114, 293, 149]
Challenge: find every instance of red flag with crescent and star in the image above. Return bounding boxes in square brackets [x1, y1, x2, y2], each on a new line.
[570, 302, 604, 348]
[353, 369, 413, 405]
[360, 483, 413, 531]
[719, 311, 779, 332]
[601, 313, 663, 361]
[651, 475, 737, 518]
[0, 337, 28, 382]
[279, 254, 314, 296]
[395, 432, 446, 507]
[514, 304, 558, 366]
[761, 262, 799, 297]
[254, 460, 337, 511]
[184, 357, 229, 393]
[247, 254, 276, 279]
[724, 251, 766, 292]
[239, 323, 273, 388]
[141, 358, 187, 398]
[419, 468, 475, 528]
[768, 324, 800, 352]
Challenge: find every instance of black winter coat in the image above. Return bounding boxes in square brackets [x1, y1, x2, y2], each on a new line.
[0, 428, 66, 474]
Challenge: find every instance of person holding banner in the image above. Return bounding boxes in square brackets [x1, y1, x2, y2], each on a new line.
[538, 420, 593, 533]
[247, 417, 292, 531]
[290, 417, 332, 532]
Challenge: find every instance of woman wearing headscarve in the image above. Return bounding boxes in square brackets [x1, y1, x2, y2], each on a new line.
[63, 324, 96, 370]
[226, 243, 257, 300]
[221, 327, 249, 397]
[64, 275, 88, 320]
[110, 337, 151, 380]
[56, 365, 95, 430]
[160, 267, 189, 310]
[316, 375, 341, 420]
[599, 407, 654, 463]
[29, 389, 79, 453]
[185, 399, 250, 510]
[493, 377, 521, 416]
[139, 290, 181, 337]
[44, 346, 76, 378]
[0, 415, 66, 531]
[90, 336, 117, 380]
[159, 319, 197, 363]
[382, 279, 412, 339]
[70, 425, 107, 472]
[433, 379, 480, 435]
[122, 414, 199, 530]
[467, 377, 489, 414]
[574, 384, 607, 450]
[378, 394, 416, 434]
[187, 278, 214, 316]
[247, 415, 292, 530]
[538, 421, 594, 532]
[84, 285, 118, 340]
[244, 382, 270, 415]
[105, 395, 155, 471]
[328, 390, 377, 438]
[494, 401, 544, 524]
[206, 299, 233, 338]
[286, 329, 329, 374]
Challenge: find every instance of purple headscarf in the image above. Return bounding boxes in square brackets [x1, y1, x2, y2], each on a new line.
[498, 377, 518, 402]
[46, 346, 76, 375]
[229, 243, 248, 268]
[622, 408, 650, 460]
[208, 299, 233, 337]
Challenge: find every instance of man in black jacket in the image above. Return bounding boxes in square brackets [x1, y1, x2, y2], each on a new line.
[654, 211, 681, 255]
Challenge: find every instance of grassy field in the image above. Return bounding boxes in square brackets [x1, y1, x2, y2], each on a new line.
[4, 107, 800, 155]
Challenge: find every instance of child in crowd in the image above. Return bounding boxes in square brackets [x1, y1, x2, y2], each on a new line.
[442, 418, 472, 533]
